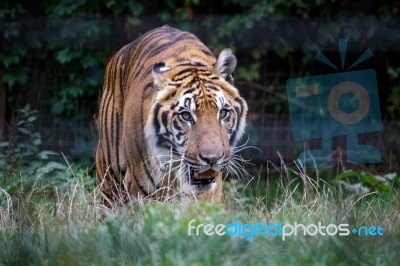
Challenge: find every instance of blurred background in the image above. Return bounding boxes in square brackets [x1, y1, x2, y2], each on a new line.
[1, 0, 399, 172]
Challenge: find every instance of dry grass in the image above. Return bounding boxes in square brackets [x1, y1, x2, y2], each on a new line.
[0, 162, 399, 265]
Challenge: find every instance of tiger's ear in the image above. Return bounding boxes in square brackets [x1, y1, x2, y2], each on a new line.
[152, 62, 172, 89]
[214, 48, 237, 84]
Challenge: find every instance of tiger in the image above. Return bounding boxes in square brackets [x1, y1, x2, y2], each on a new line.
[95, 25, 248, 204]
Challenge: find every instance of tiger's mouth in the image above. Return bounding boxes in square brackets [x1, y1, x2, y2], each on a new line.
[189, 168, 218, 188]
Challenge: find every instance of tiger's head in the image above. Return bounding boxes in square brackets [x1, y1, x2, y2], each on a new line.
[145, 49, 248, 195]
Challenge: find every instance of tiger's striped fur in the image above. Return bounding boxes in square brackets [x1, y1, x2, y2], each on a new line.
[96, 25, 248, 203]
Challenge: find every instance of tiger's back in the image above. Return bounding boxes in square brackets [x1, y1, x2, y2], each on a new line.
[96, 25, 247, 203]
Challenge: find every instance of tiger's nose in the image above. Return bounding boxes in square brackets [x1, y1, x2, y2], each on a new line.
[199, 151, 224, 165]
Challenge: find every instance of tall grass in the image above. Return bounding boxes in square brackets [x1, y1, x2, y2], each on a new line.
[0, 164, 399, 265]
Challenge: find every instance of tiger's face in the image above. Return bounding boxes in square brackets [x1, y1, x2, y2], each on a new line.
[145, 49, 247, 195]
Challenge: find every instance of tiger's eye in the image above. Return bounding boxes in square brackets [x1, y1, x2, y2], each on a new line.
[180, 111, 192, 121]
[219, 109, 229, 120]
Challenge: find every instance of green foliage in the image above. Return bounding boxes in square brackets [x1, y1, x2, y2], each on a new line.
[0, 0, 148, 163]
[236, 62, 261, 82]
[0, 168, 399, 265]
[335, 170, 399, 195]
[0, 105, 41, 178]
[0, 105, 93, 196]
[386, 63, 400, 150]
[1, 0, 399, 165]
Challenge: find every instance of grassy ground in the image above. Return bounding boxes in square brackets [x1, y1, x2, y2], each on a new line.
[0, 165, 399, 266]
